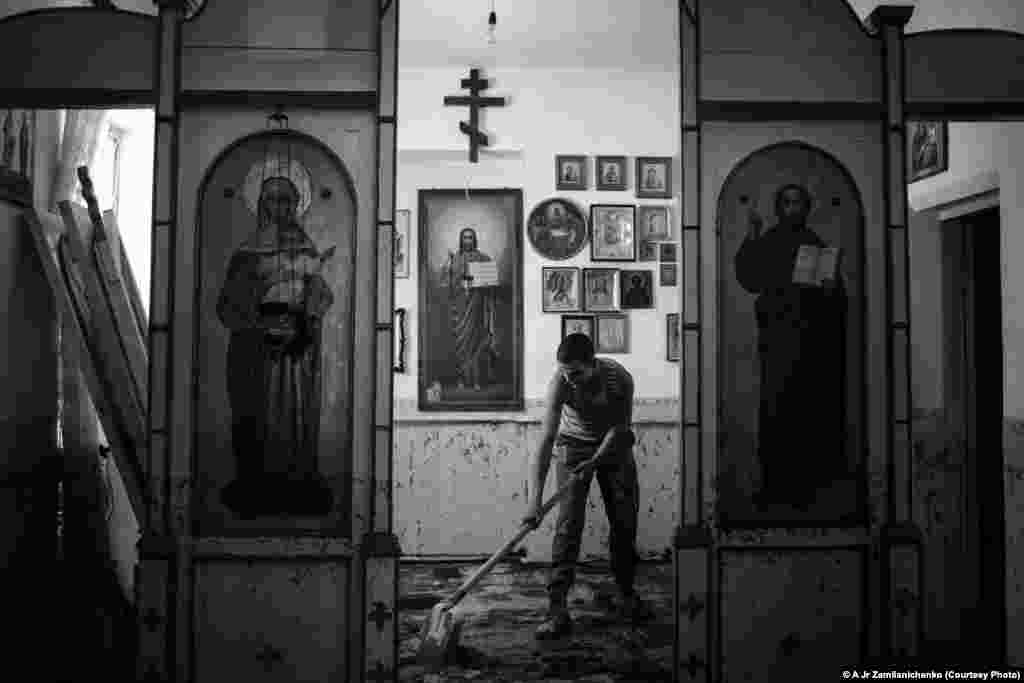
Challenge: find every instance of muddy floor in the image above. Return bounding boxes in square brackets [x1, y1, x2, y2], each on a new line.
[398, 560, 675, 683]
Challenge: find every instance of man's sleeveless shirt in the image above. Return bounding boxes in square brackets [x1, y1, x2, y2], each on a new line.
[558, 357, 631, 443]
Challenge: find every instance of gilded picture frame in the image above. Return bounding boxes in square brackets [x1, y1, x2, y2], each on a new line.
[595, 313, 629, 354]
[908, 121, 948, 183]
[542, 266, 581, 313]
[596, 155, 627, 191]
[590, 204, 636, 262]
[561, 314, 595, 341]
[635, 156, 672, 199]
[556, 155, 587, 191]
[582, 267, 618, 312]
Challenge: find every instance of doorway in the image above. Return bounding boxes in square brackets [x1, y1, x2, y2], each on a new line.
[927, 206, 1007, 664]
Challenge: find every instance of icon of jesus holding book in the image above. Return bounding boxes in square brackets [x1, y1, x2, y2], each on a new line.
[443, 227, 500, 390]
[733, 183, 847, 511]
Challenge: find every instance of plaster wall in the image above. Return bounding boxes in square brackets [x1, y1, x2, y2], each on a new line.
[393, 65, 682, 560]
[395, 66, 682, 403]
[904, 121, 1024, 664]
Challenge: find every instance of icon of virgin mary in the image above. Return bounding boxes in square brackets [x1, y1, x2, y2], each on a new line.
[216, 156, 336, 517]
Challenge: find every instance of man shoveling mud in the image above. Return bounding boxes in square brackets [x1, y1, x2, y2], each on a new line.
[523, 333, 654, 639]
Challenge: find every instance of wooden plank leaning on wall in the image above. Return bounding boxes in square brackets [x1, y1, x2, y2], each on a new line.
[21, 166, 150, 522]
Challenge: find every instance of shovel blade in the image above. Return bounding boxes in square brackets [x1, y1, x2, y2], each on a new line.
[415, 602, 463, 669]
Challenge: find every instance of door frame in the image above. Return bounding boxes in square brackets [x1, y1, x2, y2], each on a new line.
[941, 204, 1008, 663]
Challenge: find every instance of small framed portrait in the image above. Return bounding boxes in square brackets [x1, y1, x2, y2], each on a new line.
[620, 270, 654, 309]
[638, 205, 671, 240]
[596, 155, 627, 191]
[556, 155, 587, 190]
[660, 263, 678, 287]
[562, 314, 595, 341]
[908, 121, 948, 183]
[542, 266, 581, 312]
[590, 204, 636, 261]
[582, 267, 618, 312]
[638, 240, 658, 262]
[666, 312, 681, 362]
[659, 242, 677, 262]
[595, 313, 629, 354]
[394, 209, 410, 278]
[527, 197, 589, 260]
[636, 156, 672, 199]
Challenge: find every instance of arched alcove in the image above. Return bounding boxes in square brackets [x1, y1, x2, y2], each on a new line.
[715, 141, 868, 528]
[192, 128, 358, 535]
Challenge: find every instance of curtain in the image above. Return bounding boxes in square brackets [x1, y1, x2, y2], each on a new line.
[50, 109, 108, 207]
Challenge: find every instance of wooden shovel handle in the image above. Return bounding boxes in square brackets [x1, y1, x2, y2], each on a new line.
[445, 475, 577, 608]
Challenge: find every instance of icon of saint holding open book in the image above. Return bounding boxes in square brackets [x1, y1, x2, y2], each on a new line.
[442, 227, 500, 390]
[733, 183, 847, 511]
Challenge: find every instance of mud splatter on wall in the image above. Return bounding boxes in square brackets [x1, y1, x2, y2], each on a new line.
[393, 400, 680, 561]
[392, 403, 1024, 665]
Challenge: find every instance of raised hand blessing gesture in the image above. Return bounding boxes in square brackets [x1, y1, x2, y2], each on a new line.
[747, 206, 764, 240]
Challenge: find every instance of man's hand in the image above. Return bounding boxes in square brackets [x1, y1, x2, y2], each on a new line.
[522, 499, 542, 530]
[571, 458, 597, 479]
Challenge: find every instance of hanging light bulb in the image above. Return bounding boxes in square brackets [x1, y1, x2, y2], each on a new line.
[487, 0, 497, 45]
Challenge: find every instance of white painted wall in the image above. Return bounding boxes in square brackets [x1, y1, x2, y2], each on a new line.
[394, 66, 681, 404]
[987, 127, 1024, 424]
[907, 122, 1004, 415]
[62, 108, 153, 599]
[906, 121, 1024, 418]
[106, 108, 154, 314]
[988, 160, 1016, 427]
[846, 0, 1022, 34]
[904, 119, 1024, 666]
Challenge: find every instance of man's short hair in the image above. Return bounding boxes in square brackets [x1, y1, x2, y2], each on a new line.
[557, 333, 595, 364]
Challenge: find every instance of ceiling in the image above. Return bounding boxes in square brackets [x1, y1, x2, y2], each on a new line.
[1, 1, 1022, 71]
[398, 0, 681, 70]
[398, 0, 1024, 71]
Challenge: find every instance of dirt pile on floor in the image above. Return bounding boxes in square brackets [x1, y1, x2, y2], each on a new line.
[398, 562, 675, 682]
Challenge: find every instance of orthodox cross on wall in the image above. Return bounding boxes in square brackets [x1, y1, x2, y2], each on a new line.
[443, 67, 506, 163]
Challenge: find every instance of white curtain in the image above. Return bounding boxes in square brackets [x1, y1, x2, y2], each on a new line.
[50, 109, 108, 208]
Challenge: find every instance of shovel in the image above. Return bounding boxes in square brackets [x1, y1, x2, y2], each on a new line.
[415, 447, 612, 670]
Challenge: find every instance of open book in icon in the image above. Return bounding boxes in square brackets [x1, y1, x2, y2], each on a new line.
[466, 260, 500, 288]
[792, 244, 841, 287]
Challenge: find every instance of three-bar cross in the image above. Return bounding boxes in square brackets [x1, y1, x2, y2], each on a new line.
[443, 67, 506, 163]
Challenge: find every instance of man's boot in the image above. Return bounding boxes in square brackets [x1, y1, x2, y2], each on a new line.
[535, 603, 573, 640]
[618, 593, 655, 624]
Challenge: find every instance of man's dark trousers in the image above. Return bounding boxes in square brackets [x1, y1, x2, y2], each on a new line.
[547, 436, 640, 607]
